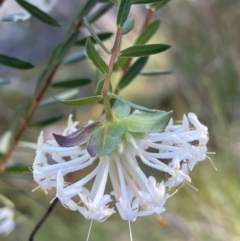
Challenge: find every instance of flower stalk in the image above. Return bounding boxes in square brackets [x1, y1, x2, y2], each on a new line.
[102, 27, 122, 122]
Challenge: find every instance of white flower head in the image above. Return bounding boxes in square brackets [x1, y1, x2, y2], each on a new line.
[0, 207, 15, 236]
[32, 111, 210, 223]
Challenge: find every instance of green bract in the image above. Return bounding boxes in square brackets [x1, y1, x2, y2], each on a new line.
[87, 122, 125, 157]
[116, 110, 173, 132]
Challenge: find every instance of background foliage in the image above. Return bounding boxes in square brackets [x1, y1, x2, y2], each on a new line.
[0, 0, 239, 240]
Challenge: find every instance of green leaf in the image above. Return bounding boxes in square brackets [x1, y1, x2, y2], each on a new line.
[86, 38, 109, 74]
[117, 57, 148, 89]
[116, 0, 133, 27]
[132, 0, 165, 3]
[95, 79, 113, 103]
[120, 44, 170, 57]
[57, 31, 80, 61]
[55, 95, 103, 106]
[48, 43, 64, 65]
[51, 78, 91, 88]
[0, 78, 10, 85]
[4, 164, 30, 173]
[95, 79, 113, 95]
[84, 17, 110, 54]
[34, 68, 53, 96]
[135, 20, 160, 45]
[140, 69, 172, 76]
[118, 110, 172, 132]
[108, 0, 166, 4]
[151, 0, 170, 10]
[87, 2, 113, 23]
[75, 32, 113, 46]
[122, 18, 135, 35]
[112, 100, 131, 119]
[109, 93, 157, 113]
[87, 122, 125, 157]
[63, 49, 86, 65]
[15, 0, 61, 27]
[40, 89, 78, 106]
[72, 0, 98, 26]
[0, 53, 34, 69]
[10, 102, 30, 138]
[29, 115, 64, 128]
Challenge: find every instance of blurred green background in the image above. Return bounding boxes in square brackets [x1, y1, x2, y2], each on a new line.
[1, 0, 240, 240]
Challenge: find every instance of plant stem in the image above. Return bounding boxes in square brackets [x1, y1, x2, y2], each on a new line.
[28, 172, 76, 241]
[102, 27, 122, 121]
[115, 8, 154, 94]
[141, 8, 154, 31]
[29, 198, 58, 241]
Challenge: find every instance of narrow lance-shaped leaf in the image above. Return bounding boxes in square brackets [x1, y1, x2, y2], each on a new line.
[63, 49, 87, 65]
[51, 78, 91, 88]
[140, 69, 172, 76]
[95, 79, 113, 103]
[10, 102, 30, 138]
[151, 0, 170, 10]
[135, 20, 160, 45]
[55, 95, 103, 106]
[86, 38, 109, 74]
[132, 0, 165, 3]
[87, 2, 113, 23]
[120, 44, 170, 57]
[87, 122, 125, 157]
[53, 122, 100, 147]
[57, 31, 80, 61]
[5, 164, 30, 173]
[109, 93, 157, 113]
[0, 53, 34, 69]
[74, 0, 98, 22]
[122, 18, 135, 35]
[40, 89, 78, 106]
[48, 43, 64, 65]
[34, 68, 53, 96]
[75, 32, 113, 46]
[109, 0, 166, 4]
[118, 110, 173, 132]
[29, 115, 64, 128]
[117, 56, 148, 89]
[84, 17, 110, 54]
[116, 0, 133, 27]
[16, 0, 61, 27]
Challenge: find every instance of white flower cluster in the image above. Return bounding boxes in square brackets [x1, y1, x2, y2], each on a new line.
[32, 113, 209, 222]
[0, 207, 15, 236]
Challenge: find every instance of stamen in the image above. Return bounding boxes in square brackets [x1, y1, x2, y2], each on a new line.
[128, 221, 133, 241]
[186, 182, 198, 191]
[31, 186, 41, 192]
[86, 219, 93, 241]
[157, 217, 165, 226]
[206, 154, 217, 170]
[50, 196, 57, 203]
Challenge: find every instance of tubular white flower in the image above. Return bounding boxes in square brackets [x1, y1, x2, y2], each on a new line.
[0, 207, 15, 236]
[32, 112, 209, 222]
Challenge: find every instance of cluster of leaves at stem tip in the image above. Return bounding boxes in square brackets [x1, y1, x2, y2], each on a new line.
[0, 0, 172, 171]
